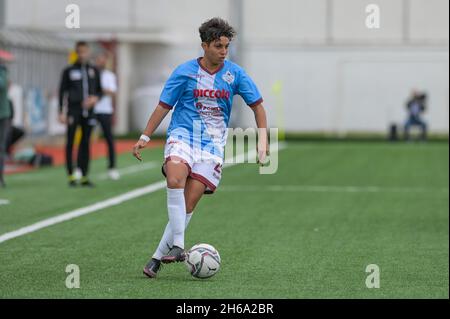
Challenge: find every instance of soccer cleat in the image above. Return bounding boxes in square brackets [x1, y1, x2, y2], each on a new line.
[68, 175, 77, 187]
[80, 178, 95, 187]
[68, 180, 77, 187]
[161, 246, 186, 264]
[143, 258, 161, 278]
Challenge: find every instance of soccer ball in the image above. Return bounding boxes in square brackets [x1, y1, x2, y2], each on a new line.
[184, 243, 221, 279]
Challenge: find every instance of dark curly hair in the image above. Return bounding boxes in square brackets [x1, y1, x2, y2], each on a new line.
[199, 17, 236, 44]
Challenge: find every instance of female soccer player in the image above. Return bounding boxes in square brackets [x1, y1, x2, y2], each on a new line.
[132, 17, 268, 278]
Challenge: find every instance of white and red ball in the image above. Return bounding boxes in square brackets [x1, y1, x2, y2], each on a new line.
[184, 243, 221, 279]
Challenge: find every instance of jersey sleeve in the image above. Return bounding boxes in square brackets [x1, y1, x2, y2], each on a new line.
[159, 66, 186, 110]
[236, 69, 263, 108]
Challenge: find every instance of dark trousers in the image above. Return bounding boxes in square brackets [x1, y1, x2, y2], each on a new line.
[96, 113, 116, 169]
[404, 116, 427, 141]
[0, 118, 10, 184]
[7, 126, 25, 154]
[66, 112, 95, 177]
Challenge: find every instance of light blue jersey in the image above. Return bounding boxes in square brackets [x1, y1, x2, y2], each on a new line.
[159, 58, 263, 159]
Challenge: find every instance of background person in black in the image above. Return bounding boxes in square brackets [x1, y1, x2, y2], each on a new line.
[58, 41, 102, 187]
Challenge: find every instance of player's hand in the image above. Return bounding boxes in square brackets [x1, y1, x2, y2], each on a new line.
[132, 139, 147, 161]
[82, 99, 90, 109]
[58, 113, 67, 124]
[89, 96, 99, 106]
[257, 140, 270, 166]
[83, 96, 98, 109]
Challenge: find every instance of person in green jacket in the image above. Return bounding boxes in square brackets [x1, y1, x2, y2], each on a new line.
[0, 55, 12, 187]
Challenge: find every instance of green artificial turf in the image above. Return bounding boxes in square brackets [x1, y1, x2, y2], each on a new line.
[0, 141, 448, 298]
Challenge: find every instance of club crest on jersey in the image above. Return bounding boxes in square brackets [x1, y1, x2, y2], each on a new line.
[222, 71, 234, 84]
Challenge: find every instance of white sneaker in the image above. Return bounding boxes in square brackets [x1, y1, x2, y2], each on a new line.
[108, 169, 120, 180]
[74, 168, 82, 181]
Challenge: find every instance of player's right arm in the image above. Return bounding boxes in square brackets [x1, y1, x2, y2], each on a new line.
[133, 64, 186, 161]
[132, 104, 170, 161]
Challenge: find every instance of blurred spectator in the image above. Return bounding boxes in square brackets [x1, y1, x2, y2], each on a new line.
[7, 99, 25, 156]
[94, 52, 120, 180]
[0, 49, 14, 188]
[404, 90, 427, 141]
[58, 41, 102, 187]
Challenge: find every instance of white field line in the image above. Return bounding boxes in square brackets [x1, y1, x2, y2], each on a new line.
[96, 161, 159, 180]
[0, 143, 286, 244]
[0, 199, 10, 206]
[8, 161, 160, 181]
[219, 185, 449, 194]
[0, 181, 167, 244]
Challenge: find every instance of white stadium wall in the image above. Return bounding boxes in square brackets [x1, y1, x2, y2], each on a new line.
[3, 0, 449, 134]
[239, 0, 449, 134]
[237, 47, 449, 134]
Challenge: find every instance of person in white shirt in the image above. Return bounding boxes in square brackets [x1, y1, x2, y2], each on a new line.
[94, 52, 120, 180]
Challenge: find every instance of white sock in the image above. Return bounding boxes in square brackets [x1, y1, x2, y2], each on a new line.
[185, 212, 193, 227]
[152, 212, 194, 260]
[153, 222, 173, 260]
[167, 187, 186, 249]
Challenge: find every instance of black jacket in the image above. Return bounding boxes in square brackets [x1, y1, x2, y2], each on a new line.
[406, 94, 426, 120]
[58, 61, 102, 114]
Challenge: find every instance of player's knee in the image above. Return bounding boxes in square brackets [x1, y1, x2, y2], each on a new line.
[167, 176, 186, 188]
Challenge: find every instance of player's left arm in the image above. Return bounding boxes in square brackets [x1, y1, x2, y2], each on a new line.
[251, 103, 269, 165]
[236, 68, 268, 164]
